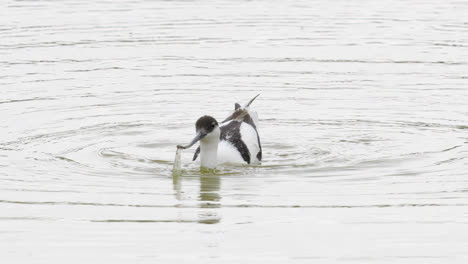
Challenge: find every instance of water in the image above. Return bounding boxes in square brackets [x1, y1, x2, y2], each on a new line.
[1, 0, 468, 262]
[172, 147, 183, 175]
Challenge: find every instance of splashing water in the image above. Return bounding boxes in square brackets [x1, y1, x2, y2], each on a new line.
[172, 147, 183, 175]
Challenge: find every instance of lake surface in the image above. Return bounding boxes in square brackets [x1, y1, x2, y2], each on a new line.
[1, 0, 468, 262]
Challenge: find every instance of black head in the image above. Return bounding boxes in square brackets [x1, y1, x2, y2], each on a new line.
[195, 115, 218, 133]
[177, 116, 219, 150]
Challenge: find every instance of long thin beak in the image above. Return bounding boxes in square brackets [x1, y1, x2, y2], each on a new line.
[177, 131, 206, 149]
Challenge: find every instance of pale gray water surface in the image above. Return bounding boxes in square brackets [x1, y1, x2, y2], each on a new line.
[1, 0, 468, 263]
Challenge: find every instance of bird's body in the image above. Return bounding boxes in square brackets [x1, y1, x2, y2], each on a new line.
[178, 95, 262, 169]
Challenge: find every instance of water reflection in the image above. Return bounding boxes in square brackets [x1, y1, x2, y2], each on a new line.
[172, 171, 221, 224]
[172, 171, 182, 201]
[198, 174, 221, 224]
[199, 174, 221, 204]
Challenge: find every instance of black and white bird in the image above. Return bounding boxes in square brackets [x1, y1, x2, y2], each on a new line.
[177, 95, 262, 169]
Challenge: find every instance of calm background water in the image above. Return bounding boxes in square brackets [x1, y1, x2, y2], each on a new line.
[1, 0, 468, 263]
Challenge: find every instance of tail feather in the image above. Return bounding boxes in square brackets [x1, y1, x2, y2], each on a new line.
[222, 94, 260, 124]
[244, 94, 260, 108]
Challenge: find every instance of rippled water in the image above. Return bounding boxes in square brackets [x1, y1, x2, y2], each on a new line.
[2, 0, 468, 262]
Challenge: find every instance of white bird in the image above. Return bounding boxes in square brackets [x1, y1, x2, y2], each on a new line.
[177, 94, 262, 169]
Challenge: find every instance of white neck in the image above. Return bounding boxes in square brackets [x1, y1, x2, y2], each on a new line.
[199, 127, 220, 169]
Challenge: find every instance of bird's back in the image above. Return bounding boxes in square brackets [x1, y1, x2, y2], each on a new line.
[218, 106, 262, 165]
